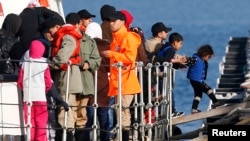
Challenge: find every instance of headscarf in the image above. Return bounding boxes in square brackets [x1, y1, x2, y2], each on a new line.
[85, 22, 102, 39]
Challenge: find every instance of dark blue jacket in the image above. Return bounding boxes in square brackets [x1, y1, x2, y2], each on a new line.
[187, 54, 208, 83]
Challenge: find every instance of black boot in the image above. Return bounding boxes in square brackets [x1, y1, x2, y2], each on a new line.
[55, 129, 62, 141]
[66, 131, 74, 141]
[74, 128, 84, 141]
[122, 130, 130, 141]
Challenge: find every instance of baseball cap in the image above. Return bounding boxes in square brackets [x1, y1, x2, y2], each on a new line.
[107, 11, 126, 21]
[77, 9, 96, 19]
[151, 22, 172, 36]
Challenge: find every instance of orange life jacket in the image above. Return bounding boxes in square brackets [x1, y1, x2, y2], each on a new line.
[51, 25, 82, 70]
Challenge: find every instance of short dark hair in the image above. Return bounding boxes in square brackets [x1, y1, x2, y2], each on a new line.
[197, 44, 214, 57]
[169, 32, 183, 44]
[65, 12, 80, 25]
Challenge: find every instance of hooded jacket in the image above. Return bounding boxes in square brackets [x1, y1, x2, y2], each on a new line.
[0, 14, 22, 74]
[18, 40, 52, 102]
[108, 25, 141, 96]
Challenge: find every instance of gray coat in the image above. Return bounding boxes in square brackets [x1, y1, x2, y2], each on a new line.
[79, 33, 101, 96]
[50, 34, 83, 95]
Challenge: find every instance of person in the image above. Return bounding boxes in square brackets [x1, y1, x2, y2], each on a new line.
[99, 4, 116, 139]
[155, 32, 186, 117]
[120, 9, 148, 140]
[20, 16, 65, 141]
[100, 4, 116, 43]
[145, 22, 172, 63]
[17, 40, 52, 141]
[50, 13, 83, 141]
[0, 13, 22, 74]
[84, 21, 111, 141]
[77, 9, 96, 32]
[120, 9, 148, 65]
[10, 5, 64, 65]
[187, 44, 222, 114]
[103, 11, 141, 141]
[74, 15, 101, 140]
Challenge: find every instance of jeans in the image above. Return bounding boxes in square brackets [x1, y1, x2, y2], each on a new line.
[83, 106, 110, 141]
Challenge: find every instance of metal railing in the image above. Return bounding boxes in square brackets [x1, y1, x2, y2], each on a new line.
[0, 59, 175, 141]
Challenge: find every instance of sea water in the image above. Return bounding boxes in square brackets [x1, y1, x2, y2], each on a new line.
[63, 0, 250, 134]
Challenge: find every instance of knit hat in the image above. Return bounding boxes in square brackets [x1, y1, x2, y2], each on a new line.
[77, 9, 96, 19]
[85, 22, 102, 39]
[100, 4, 116, 21]
[107, 11, 126, 21]
[151, 22, 172, 37]
[38, 17, 65, 34]
[29, 40, 45, 58]
[120, 9, 133, 30]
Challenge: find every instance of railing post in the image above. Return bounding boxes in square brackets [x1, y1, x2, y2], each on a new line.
[27, 59, 33, 141]
[146, 63, 153, 140]
[116, 62, 123, 141]
[62, 61, 71, 141]
[92, 70, 98, 141]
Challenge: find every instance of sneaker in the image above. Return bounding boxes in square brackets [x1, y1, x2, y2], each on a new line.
[191, 109, 201, 114]
[240, 81, 250, 89]
[171, 111, 184, 118]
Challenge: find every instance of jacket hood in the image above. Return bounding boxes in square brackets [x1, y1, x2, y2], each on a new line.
[120, 9, 133, 30]
[29, 40, 45, 58]
[2, 14, 22, 35]
[145, 37, 163, 54]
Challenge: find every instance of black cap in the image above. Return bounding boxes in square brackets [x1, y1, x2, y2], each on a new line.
[38, 17, 65, 34]
[77, 9, 96, 19]
[100, 4, 116, 21]
[65, 12, 80, 25]
[107, 11, 126, 21]
[151, 22, 172, 36]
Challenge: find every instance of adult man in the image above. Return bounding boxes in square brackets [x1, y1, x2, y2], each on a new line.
[75, 12, 102, 140]
[50, 13, 83, 141]
[102, 11, 141, 141]
[145, 22, 172, 63]
[77, 9, 96, 32]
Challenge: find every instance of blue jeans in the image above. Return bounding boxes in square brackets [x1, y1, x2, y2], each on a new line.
[83, 106, 110, 141]
[108, 96, 116, 138]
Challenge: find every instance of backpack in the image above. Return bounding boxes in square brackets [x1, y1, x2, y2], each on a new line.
[130, 26, 148, 65]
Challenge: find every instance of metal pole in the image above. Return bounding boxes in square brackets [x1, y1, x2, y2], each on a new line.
[168, 63, 173, 138]
[146, 63, 153, 140]
[154, 62, 160, 140]
[27, 59, 33, 141]
[117, 62, 123, 141]
[62, 62, 71, 141]
[92, 70, 98, 141]
[139, 62, 145, 141]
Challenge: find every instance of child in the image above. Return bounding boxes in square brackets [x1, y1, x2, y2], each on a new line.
[155, 32, 187, 118]
[187, 44, 222, 114]
[17, 40, 52, 141]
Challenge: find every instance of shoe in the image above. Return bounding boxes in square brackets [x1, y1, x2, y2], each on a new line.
[212, 101, 225, 109]
[245, 73, 250, 78]
[191, 109, 201, 114]
[171, 111, 184, 118]
[240, 81, 250, 89]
